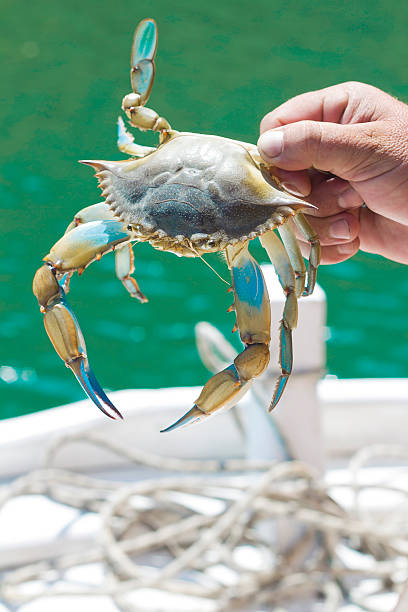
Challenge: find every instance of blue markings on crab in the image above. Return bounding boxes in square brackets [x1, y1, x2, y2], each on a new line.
[225, 363, 239, 377]
[271, 375, 289, 410]
[117, 117, 133, 148]
[133, 18, 157, 62]
[160, 405, 205, 432]
[232, 257, 265, 311]
[269, 323, 293, 410]
[280, 322, 293, 375]
[76, 358, 123, 420]
[47, 221, 130, 272]
[80, 220, 129, 248]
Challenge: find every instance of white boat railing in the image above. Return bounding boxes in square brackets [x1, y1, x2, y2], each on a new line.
[0, 265, 407, 479]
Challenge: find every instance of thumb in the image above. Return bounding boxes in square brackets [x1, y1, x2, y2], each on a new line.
[257, 120, 387, 182]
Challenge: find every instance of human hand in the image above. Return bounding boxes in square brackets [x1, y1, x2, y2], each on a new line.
[257, 82, 408, 264]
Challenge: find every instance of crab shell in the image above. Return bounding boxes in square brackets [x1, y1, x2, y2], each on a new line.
[86, 132, 310, 257]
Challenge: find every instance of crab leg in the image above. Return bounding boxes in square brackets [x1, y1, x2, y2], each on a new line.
[292, 212, 321, 296]
[121, 19, 171, 138]
[260, 230, 298, 411]
[114, 244, 148, 303]
[65, 202, 116, 233]
[117, 117, 156, 158]
[130, 18, 157, 105]
[33, 220, 131, 419]
[278, 222, 306, 297]
[65, 202, 147, 302]
[161, 242, 271, 432]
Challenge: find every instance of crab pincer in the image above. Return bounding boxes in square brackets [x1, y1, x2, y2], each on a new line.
[33, 220, 132, 419]
[64, 201, 148, 303]
[162, 243, 271, 431]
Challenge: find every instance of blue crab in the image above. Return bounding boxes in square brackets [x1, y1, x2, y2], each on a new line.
[33, 19, 321, 428]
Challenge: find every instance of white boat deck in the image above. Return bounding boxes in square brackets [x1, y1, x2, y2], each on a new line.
[0, 383, 407, 612]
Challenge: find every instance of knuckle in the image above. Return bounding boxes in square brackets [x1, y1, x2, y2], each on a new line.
[298, 120, 324, 162]
[300, 119, 322, 142]
[341, 81, 376, 97]
[259, 111, 276, 132]
[341, 80, 366, 90]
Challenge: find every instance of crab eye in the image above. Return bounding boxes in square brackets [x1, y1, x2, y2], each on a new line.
[208, 239, 216, 248]
[127, 225, 132, 231]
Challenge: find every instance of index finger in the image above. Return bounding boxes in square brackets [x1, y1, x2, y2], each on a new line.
[260, 85, 351, 133]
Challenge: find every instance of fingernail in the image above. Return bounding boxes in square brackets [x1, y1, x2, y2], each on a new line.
[258, 130, 284, 159]
[281, 182, 309, 197]
[330, 219, 350, 239]
[338, 187, 363, 208]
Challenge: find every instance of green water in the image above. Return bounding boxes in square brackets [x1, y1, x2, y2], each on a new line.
[2, 0, 408, 419]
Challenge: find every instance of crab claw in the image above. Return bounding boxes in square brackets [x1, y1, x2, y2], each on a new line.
[160, 405, 206, 432]
[161, 243, 271, 433]
[69, 353, 123, 420]
[33, 264, 122, 420]
[161, 357, 257, 432]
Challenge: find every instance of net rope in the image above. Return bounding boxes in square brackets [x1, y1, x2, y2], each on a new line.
[0, 432, 408, 611]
